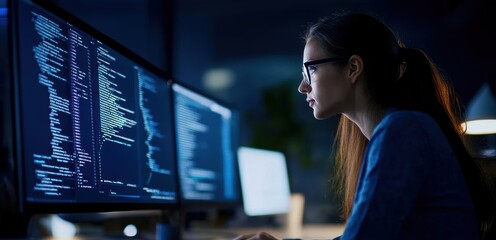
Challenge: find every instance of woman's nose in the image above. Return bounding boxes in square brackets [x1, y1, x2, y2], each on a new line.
[298, 79, 310, 94]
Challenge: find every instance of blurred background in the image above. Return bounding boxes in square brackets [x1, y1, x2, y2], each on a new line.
[40, 0, 495, 224]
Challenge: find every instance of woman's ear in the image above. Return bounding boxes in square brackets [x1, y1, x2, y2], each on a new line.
[347, 55, 364, 84]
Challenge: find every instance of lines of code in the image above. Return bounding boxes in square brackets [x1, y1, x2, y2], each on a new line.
[18, 1, 177, 204]
[175, 91, 214, 200]
[137, 68, 171, 176]
[31, 11, 73, 197]
[97, 45, 136, 148]
[173, 84, 237, 202]
[69, 28, 97, 190]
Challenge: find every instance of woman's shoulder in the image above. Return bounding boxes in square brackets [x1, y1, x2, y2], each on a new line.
[372, 109, 441, 140]
[382, 109, 437, 129]
[368, 110, 451, 161]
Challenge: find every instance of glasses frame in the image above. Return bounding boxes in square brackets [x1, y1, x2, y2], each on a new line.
[302, 57, 344, 85]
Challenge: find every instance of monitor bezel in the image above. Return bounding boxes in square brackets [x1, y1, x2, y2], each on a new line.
[171, 81, 242, 209]
[10, 0, 180, 215]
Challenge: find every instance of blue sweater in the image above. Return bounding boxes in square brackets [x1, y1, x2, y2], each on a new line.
[339, 110, 478, 240]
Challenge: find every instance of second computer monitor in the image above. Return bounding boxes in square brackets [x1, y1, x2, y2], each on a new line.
[172, 83, 239, 205]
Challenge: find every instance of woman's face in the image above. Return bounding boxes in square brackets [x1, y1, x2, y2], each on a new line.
[298, 38, 352, 120]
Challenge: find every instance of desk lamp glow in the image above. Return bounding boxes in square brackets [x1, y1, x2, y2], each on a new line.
[462, 83, 496, 135]
[461, 82, 496, 158]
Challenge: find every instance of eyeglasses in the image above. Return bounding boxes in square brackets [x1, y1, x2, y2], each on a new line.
[302, 57, 344, 85]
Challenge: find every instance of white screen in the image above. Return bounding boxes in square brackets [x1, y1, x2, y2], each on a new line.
[237, 147, 291, 216]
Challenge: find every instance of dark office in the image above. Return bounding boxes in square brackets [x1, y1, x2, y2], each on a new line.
[1, 0, 495, 239]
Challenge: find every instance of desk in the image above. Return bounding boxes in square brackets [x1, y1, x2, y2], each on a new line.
[184, 224, 345, 240]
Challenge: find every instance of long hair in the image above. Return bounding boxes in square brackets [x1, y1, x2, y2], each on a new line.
[305, 12, 493, 235]
[334, 116, 367, 220]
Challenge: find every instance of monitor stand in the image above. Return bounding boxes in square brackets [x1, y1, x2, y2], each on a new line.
[157, 209, 182, 240]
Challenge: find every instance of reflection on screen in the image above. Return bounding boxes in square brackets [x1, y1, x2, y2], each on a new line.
[172, 83, 237, 203]
[17, 0, 177, 204]
[237, 147, 290, 216]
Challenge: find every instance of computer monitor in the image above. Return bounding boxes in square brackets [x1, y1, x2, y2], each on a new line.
[237, 147, 291, 216]
[11, 0, 178, 213]
[172, 83, 239, 206]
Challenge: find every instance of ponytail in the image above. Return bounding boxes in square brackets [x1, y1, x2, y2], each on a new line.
[395, 47, 494, 236]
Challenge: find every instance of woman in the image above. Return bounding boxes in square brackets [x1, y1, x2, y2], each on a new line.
[235, 12, 493, 240]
